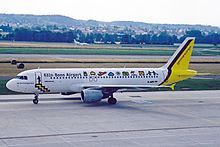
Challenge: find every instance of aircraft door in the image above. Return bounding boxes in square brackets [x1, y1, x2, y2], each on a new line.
[35, 72, 42, 85]
[162, 70, 167, 80]
[161, 69, 168, 83]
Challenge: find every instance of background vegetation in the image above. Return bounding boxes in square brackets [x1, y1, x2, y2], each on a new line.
[1, 25, 220, 45]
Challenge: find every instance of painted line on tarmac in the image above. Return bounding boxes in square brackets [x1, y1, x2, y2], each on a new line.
[1, 125, 220, 140]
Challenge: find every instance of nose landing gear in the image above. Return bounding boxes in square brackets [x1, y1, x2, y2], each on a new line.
[33, 94, 39, 104]
[107, 94, 117, 105]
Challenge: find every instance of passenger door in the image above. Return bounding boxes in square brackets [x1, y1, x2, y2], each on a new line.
[35, 72, 42, 85]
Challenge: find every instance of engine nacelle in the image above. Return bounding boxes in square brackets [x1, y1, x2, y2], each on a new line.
[81, 89, 103, 103]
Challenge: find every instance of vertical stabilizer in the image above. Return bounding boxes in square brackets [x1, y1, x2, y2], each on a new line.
[161, 37, 197, 85]
[163, 37, 195, 70]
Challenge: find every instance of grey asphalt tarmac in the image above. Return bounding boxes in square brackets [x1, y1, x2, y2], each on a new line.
[0, 90, 220, 147]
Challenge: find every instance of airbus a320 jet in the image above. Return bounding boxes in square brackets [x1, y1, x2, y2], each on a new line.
[6, 37, 197, 105]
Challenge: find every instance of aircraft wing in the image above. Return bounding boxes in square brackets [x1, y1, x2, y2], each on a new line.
[82, 84, 167, 90]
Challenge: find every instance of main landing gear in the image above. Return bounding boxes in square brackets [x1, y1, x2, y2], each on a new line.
[107, 94, 117, 105]
[33, 94, 39, 104]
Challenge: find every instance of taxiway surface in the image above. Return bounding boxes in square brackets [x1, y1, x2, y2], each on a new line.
[0, 90, 220, 147]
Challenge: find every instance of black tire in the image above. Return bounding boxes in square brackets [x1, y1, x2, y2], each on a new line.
[108, 98, 117, 105]
[17, 63, 25, 69]
[11, 60, 17, 65]
[33, 99, 39, 104]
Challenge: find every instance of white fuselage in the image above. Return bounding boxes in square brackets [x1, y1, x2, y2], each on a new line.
[6, 68, 167, 94]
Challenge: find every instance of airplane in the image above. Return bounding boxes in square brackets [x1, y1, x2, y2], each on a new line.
[6, 37, 197, 105]
[74, 39, 89, 46]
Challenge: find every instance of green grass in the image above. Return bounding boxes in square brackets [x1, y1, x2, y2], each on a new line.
[0, 78, 220, 95]
[175, 78, 220, 90]
[0, 47, 176, 55]
[0, 47, 220, 56]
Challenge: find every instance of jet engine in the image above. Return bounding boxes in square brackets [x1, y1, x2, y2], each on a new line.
[81, 89, 104, 103]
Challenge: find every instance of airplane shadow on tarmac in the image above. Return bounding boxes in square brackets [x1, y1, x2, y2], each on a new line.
[0, 95, 187, 118]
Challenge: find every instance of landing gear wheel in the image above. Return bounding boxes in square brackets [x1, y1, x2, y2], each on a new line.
[33, 94, 39, 104]
[108, 97, 117, 105]
[33, 98, 39, 104]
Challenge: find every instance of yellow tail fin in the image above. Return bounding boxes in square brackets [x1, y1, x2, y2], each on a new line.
[164, 37, 195, 70]
[161, 37, 197, 85]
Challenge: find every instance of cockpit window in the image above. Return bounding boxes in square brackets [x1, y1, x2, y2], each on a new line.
[16, 76, 28, 80]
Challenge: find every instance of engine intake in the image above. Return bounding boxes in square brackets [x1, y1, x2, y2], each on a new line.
[81, 89, 104, 103]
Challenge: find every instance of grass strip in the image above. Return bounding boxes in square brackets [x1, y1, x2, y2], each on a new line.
[0, 47, 220, 56]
